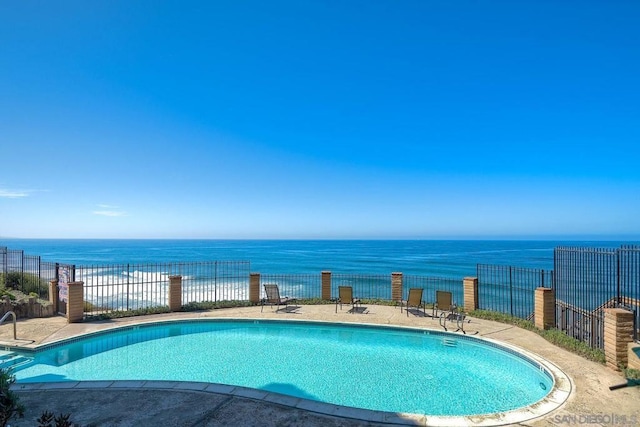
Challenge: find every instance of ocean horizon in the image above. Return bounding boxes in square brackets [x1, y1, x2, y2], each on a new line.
[3, 238, 638, 279]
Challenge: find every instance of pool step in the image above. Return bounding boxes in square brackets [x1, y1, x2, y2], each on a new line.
[0, 353, 33, 370]
[442, 338, 457, 347]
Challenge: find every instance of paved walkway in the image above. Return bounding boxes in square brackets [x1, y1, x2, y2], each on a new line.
[1, 305, 639, 426]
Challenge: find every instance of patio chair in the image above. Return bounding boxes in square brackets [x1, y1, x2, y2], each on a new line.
[432, 290, 456, 318]
[261, 284, 296, 312]
[335, 286, 362, 313]
[432, 290, 474, 334]
[401, 288, 426, 317]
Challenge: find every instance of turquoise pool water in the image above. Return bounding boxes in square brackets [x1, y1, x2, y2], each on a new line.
[9, 320, 553, 416]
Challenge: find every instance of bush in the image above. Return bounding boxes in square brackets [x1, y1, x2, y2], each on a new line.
[84, 305, 172, 321]
[0, 368, 25, 427]
[0, 272, 49, 299]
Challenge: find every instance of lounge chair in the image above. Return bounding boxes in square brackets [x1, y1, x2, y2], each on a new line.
[335, 286, 361, 313]
[261, 284, 296, 312]
[401, 288, 426, 317]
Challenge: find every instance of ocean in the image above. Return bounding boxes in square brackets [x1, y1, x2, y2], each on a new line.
[1, 239, 636, 278]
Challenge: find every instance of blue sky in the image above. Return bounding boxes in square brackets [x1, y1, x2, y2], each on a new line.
[1, 1, 639, 239]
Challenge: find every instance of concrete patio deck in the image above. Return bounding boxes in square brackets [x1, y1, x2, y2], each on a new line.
[1, 305, 638, 426]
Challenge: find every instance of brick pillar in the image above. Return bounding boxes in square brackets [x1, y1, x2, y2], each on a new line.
[168, 275, 182, 312]
[534, 287, 555, 330]
[604, 308, 635, 370]
[321, 271, 332, 300]
[49, 280, 59, 314]
[66, 281, 84, 323]
[249, 273, 260, 303]
[463, 277, 478, 312]
[391, 272, 403, 303]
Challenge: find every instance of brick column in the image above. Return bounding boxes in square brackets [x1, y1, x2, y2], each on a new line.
[321, 271, 332, 300]
[49, 280, 59, 314]
[391, 272, 403, 303]
[463, 277, 478, 312]
[168, 275, 182, 312]
[66, 281, 84, 323]
[604, 308, 635, 370]
[249, 273, 260, 303]
[534, 287, 555, 330]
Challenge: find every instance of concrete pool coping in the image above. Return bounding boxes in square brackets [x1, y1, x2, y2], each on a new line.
[1, 305, 639, 426]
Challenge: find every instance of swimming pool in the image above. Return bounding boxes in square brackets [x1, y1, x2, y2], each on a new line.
[6, 319, 565, 421]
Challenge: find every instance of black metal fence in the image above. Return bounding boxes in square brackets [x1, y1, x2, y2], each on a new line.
[0, 247, 74, 299]
[260, 273, 321, 300]
[76, 261, 251, 317]
[477, 264, 553, 320]
[554, 245, 640, 347]
[331, 273, 391, 300]
[4, 243, 639, 348]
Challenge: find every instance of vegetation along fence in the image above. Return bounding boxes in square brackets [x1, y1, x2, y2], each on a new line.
[0, 247, 73, 300]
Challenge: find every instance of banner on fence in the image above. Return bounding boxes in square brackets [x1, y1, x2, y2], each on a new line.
[58, 266, 70, 303]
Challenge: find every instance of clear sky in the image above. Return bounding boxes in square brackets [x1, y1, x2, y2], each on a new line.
[1, 1, 639, 240]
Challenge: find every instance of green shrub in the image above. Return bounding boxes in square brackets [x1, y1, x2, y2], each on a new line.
[37, 410, 74, 427]
[0, 272, 49, 299]
[84, 305, 172, 321]
[0, 368, 25, 427]
[623, 367, 640, 380]
[182, 300, 254, 311]
[0, 289, 15, 301]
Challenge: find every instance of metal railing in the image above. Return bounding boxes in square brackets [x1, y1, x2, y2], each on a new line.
[1, 247, 74, 300]
[477, 264, 552, 320]
[331, 273, 391, 300]
[260, 273, 321, 300]
[4, 244, 639, 347]
[555, 245, 640, 347]
[76, 261, 250, 317]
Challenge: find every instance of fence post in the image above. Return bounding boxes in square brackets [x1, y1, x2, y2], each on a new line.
[168, 275, 182, 311]
[49, 280, 59, 314]
[249, 273, 261, 303]
[534, 287, 555, 330]
[321, 271, 332, 300]
[66, 281, 84, 323]
[391, 272, 403, 303]
[463, 277, 478, 312]
[604, 308, 634, 370]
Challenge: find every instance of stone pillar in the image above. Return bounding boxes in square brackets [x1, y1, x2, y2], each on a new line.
[49, 280, 59, 314]
[463, 277, 478, 312]
[604, 308, 635, 370]
[321, 271, 332, 300]
[249, 273, 260, 303]
[391, 272, 403, 303]
[66, 281, 84, 323]
[534, 287, 555, 330]
[168, 275, 182, 312]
